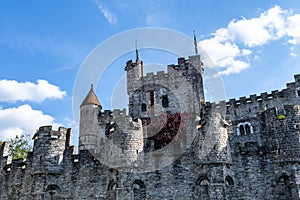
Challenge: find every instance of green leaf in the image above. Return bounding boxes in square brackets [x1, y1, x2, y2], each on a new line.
[8, 134, 32, 159]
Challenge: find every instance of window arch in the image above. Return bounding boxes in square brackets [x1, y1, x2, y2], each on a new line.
[107, 181, 117, 199]
[225, 176, 234, 186]
[245, 124, 251, 135]
[108, 181, 117, 191]
[196, 176, 210, 199]
[46, 184, 60, 196]
[239, 125, 245, 135]
[237, 122, 253, 135]
[132, 180, 146, 200]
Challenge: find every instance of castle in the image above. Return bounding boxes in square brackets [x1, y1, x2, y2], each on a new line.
[0, 51, 300, 199]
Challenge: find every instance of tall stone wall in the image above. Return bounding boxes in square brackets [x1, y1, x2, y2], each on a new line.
[0, 53, 299, 199]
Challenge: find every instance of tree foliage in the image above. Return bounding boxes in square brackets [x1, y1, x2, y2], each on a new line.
[8, 134, 32, 159]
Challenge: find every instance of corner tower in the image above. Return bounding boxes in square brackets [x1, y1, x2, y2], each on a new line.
[79, 84, 102, 152]
[125, 44, 143, 95]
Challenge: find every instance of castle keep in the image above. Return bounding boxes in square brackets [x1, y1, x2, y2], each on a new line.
[1, 52, 300, 199]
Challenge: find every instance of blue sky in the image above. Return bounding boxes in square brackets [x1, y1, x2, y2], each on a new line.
[0, 0, 300, 146]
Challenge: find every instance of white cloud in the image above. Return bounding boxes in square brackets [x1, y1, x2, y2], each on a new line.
[199, 5, 300, 75]
[95, 0, 117, 25]
[199, 32, 251, 75]
[0, 104, 60, 139]
[227, 5, 287, 47]
[286, 14, 300, 45]
[0, 79, 66, 103]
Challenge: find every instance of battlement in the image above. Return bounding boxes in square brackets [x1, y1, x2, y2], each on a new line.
[143, 71, 169, 80]
[99, 109, 142, 129]
[33, 125, 70, 142]
[227, 90, 281, 107]
[124, 60, 141, 71]
[138, 55, 202, 83]
[224, 74, 300, 108]
[99, 108, 128, 120]
[286, 74, 300, 88]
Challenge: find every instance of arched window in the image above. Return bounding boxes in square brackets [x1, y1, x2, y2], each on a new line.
[274, 174, 292, 199]
[107, 181, 117, 199]
[225, 176, 234, 186]
[237, 122, 253, 135]
[46, 185, 60, 197]
[196, 176, 210, 200]
[239, 125, 245, 135]
[132, 180, 146, 200]
[108, 181, 117, 191]
[162, 95, 169, 108]
[245, 124, 251, 135]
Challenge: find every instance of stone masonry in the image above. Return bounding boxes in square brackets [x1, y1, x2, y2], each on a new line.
[0, 53, 300, 199]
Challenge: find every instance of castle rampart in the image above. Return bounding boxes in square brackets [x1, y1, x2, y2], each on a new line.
[0, 51, 300, 199]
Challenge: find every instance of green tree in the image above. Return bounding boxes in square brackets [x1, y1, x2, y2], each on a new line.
[8, 134, 32, 159]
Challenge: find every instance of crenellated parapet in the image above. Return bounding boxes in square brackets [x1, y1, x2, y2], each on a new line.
[98, 108, 128, 124]
[227, 74, 300, 107]
[224, 74, 300, 122]
[97, 109, 144, 167]
[228, 90, 284, 107]
[31, 125, 72, 174]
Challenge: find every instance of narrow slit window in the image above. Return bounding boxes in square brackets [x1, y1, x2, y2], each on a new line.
[149, 91, 154, 106]
[239, 125, 245, 135]
[162, 95, 169, 108]
[245, 124, 251, 135]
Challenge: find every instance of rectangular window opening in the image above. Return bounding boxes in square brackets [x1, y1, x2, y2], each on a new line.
[149, 91, 154, 106]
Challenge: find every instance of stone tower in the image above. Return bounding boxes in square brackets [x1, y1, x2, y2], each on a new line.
[79, 84, 102, 152]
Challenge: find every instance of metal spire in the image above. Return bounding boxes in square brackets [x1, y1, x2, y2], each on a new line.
[135, 40, 139, 61]
[193, 30, 198, 55]
[90, 84, 93, 91]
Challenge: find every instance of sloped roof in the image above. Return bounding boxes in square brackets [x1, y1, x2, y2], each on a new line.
[80, 84, 102, 108]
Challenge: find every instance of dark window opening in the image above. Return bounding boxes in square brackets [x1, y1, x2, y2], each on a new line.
[245, 124, 251, 135]
[162, 95, 169, 108]
[297, 90, 300, 97]
[225, 176, 234, 186]
[239, 125, 245, 135]
[141, 103, 147, 112]
[149, 91, 154, 106]
[132, 180, 146, 200]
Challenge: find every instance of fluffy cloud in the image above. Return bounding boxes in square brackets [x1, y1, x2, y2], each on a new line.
[286, 14, 300, 45]
[0, 79, 66, 103]
[227, 5, 287, 47]
[0, 104, 60, 139]
[199, 5, 300, 75]
[95, 0, 117, 25]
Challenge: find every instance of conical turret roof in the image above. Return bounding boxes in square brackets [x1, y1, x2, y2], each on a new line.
[80, 84, 102, 108]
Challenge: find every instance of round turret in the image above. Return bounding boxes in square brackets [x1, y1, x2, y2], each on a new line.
[79, 84, 102, 152]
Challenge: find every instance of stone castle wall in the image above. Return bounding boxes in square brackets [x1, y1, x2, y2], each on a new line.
[0, 55, 300, 199]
